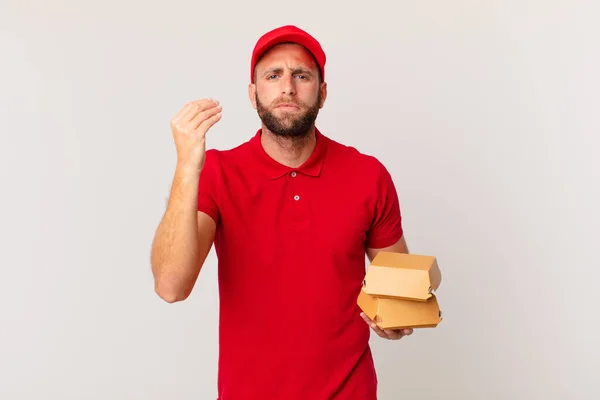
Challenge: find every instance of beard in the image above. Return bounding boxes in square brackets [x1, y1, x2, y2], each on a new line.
[256, 91, 321, 139]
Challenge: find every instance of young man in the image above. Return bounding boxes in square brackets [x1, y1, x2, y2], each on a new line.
[151, 25, 412, 400]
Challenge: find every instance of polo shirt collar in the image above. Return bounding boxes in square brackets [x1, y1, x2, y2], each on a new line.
[250, 127, 329, 179]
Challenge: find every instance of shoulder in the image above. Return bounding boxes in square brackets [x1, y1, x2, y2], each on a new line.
[325, 135, 390, 177]
[203, 136, 254, 170]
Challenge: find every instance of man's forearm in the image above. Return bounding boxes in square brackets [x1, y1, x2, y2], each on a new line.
[151, 164, 201, 302]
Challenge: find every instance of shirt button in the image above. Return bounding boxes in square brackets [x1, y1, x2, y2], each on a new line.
[294, 195, 300, 201]
[291, 171, 297, 177]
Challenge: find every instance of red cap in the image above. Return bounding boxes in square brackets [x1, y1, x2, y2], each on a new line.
[250, 25, 326, 83]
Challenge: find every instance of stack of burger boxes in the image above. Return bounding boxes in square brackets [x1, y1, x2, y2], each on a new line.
[358, 252, 443, 329]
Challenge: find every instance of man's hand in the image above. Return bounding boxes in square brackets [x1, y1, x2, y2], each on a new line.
[170, 98, 223, 171]
[360, 312, 413, 340]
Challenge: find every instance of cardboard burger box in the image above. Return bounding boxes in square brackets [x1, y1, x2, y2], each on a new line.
[357, 251, 443, 329]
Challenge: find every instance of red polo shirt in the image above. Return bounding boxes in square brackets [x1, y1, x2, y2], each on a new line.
[197, 128, 403, 400]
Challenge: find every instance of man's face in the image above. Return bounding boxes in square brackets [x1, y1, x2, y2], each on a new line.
[250, 43, 326, 139]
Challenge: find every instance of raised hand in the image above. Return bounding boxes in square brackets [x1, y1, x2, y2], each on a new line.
[170, 98, 222, 171]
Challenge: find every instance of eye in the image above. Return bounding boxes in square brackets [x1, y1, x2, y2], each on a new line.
[267, 74, 278, 80]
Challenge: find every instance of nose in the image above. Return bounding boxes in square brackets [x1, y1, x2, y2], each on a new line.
[280, 74, 296, 96]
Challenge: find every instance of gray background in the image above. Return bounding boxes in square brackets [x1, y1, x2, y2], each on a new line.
[1, 1, 598, 399]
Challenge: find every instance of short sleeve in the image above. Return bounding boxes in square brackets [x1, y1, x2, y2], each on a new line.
[365, 161, 403, 249]
[197, 149, 221, 225]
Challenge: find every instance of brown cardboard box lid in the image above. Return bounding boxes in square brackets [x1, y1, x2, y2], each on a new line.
[363, 252, 442, 302]
[357, 287, 442, 329]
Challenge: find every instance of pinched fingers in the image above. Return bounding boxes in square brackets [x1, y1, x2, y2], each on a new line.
[171, 98, 221, 133]
[190, 101, 222, 131]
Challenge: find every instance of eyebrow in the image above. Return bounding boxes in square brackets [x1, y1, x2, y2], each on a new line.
[262, 67, 315, 78]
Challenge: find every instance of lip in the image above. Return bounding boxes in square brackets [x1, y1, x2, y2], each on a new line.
[276, 103, 300, 109]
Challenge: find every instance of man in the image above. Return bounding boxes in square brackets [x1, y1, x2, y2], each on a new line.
[151, 25, 413, 400]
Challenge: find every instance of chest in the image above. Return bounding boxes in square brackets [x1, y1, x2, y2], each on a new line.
[215, 171, 375, 264]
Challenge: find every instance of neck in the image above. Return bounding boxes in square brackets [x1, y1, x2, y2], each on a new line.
[260, 126, 317, 168]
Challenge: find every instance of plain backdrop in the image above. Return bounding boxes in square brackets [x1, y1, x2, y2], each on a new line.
[1, 1, 598, 399]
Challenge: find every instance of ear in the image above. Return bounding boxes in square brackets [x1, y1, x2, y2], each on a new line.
[248, 83, 257, 110]
[319, 82, 328, 109]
